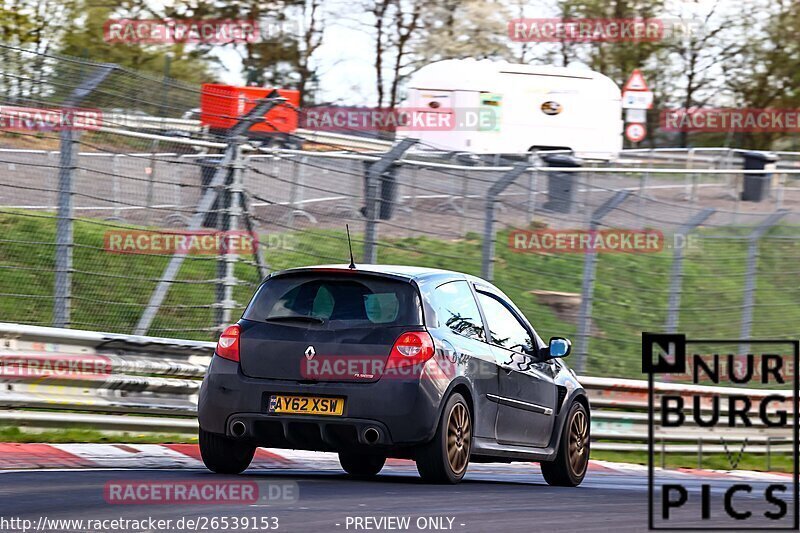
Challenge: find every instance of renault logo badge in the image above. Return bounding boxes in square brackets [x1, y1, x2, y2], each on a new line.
[305, 346, 316, 360]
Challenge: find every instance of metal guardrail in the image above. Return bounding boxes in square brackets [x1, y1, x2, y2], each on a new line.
[100, 113, 395, 152]
[95, 114, 800, 168]
[0, 323, 211, 430]
[0, 323, 794, 460]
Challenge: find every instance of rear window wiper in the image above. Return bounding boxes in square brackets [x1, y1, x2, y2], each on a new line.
[264, 315, 325, 324]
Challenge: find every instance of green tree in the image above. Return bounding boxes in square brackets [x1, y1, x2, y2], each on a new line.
[723, 0, 800, 149]
[416, 0, 513, 63]
[173, 0, 323, 105]
[60, 0, 215, 85]
[557, 0, 666, 88]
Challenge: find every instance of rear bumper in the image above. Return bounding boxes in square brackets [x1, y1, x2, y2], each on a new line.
[198, 356, 446, 451]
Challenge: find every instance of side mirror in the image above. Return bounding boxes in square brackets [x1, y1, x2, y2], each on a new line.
[540, 337, 571, 360]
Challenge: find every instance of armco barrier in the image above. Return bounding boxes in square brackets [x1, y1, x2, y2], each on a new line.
[0, 322, 210, 425]
[0, 323, 794, 459]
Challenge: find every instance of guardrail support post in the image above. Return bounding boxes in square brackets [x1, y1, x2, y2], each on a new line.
[53, 64, 114, 328]
[665, 208, 715, 333]
[574, 190, 630, 373]
[363, 138, 416, 263]
[481, 163, 529, 281]
[697, 438, 703, 469]
[766, 436, 771, 470]
[135, 92, 284, 336]
[738, 210, 788, 355]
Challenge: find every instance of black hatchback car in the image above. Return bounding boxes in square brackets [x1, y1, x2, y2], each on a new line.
[198, 265, 590, 485]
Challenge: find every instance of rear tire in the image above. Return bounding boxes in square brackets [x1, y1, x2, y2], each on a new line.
[199, 428, 255, 474]
[416, 393, 471, 484]
[541, 402, 589, 487]
[338, 452, 386, 479]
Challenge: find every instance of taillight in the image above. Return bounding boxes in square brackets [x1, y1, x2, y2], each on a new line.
[386, 331, 435, 371]
[216, 324, 240, 362]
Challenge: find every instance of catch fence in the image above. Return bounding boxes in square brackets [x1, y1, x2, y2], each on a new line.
[1, 45, 799, 378]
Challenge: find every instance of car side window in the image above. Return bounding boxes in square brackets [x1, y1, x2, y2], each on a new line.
[476, 292, 535, 354]
[432, 281, 485, 341]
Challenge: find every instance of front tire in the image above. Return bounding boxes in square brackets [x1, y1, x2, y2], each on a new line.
[541, 402, 589, 487]
[416, 393, 471, 484]
[199, 428, 255, 474]
[338, 452, 386, 479]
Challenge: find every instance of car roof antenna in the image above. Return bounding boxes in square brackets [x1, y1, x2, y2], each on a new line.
[346, 224, 357, 269]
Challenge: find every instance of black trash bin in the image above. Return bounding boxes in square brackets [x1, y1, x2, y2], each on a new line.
[198, 157, 230, 228]
[741, 151, 778, 202]
[541, 154, 582, 213]
[361, 161, 398, 221]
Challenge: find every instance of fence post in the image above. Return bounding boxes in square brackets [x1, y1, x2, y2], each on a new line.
[241, 188, 270, 280]
[53, 128, 78, 328]
[637, 148, 654, 226]
[53, 64, 114, 328]
[481, 163, 529, 281]
[363, 138, 416, 264]
[525, 151, 540, 224]
[574, 190, 630, 373]
[683, 147, 695, 201]
[460, 168, 470, 237]
[145, 140, 158, 224]
[665, 208, 715, 333]
[216, 141, 246, 329]
[738, 210, 788, 355]
[281, 155, 316, 228]
[135, 92, 284, 336]
[108, 154, 122, 221]
[775, 170, 785, 211]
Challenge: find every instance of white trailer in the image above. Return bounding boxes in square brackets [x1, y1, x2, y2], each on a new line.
[397, 59, 623, 159]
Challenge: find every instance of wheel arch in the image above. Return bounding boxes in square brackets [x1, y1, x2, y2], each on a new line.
[450, 381, 474, 418]
[549, 389, 590, 450]
[436, 378, 475, 427]
[571, 391, 590, 416]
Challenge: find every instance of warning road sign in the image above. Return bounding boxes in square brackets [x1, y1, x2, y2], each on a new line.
[623, 69, 649, 92]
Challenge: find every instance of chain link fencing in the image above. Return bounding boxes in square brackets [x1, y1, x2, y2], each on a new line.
[1, 44, 799, 379]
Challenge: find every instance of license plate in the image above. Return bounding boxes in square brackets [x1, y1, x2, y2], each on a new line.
[268, 395, 344, 416]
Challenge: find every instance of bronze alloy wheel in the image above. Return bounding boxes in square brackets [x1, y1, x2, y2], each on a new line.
[568, 407, 589, 477]
[446, 402, 471, 475]
[416, 392, 471, 484]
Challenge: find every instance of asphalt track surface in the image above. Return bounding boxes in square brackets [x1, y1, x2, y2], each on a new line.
[0, 464, 796, 533]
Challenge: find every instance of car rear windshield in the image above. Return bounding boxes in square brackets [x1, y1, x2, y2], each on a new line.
[242, 273, 423, 327]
